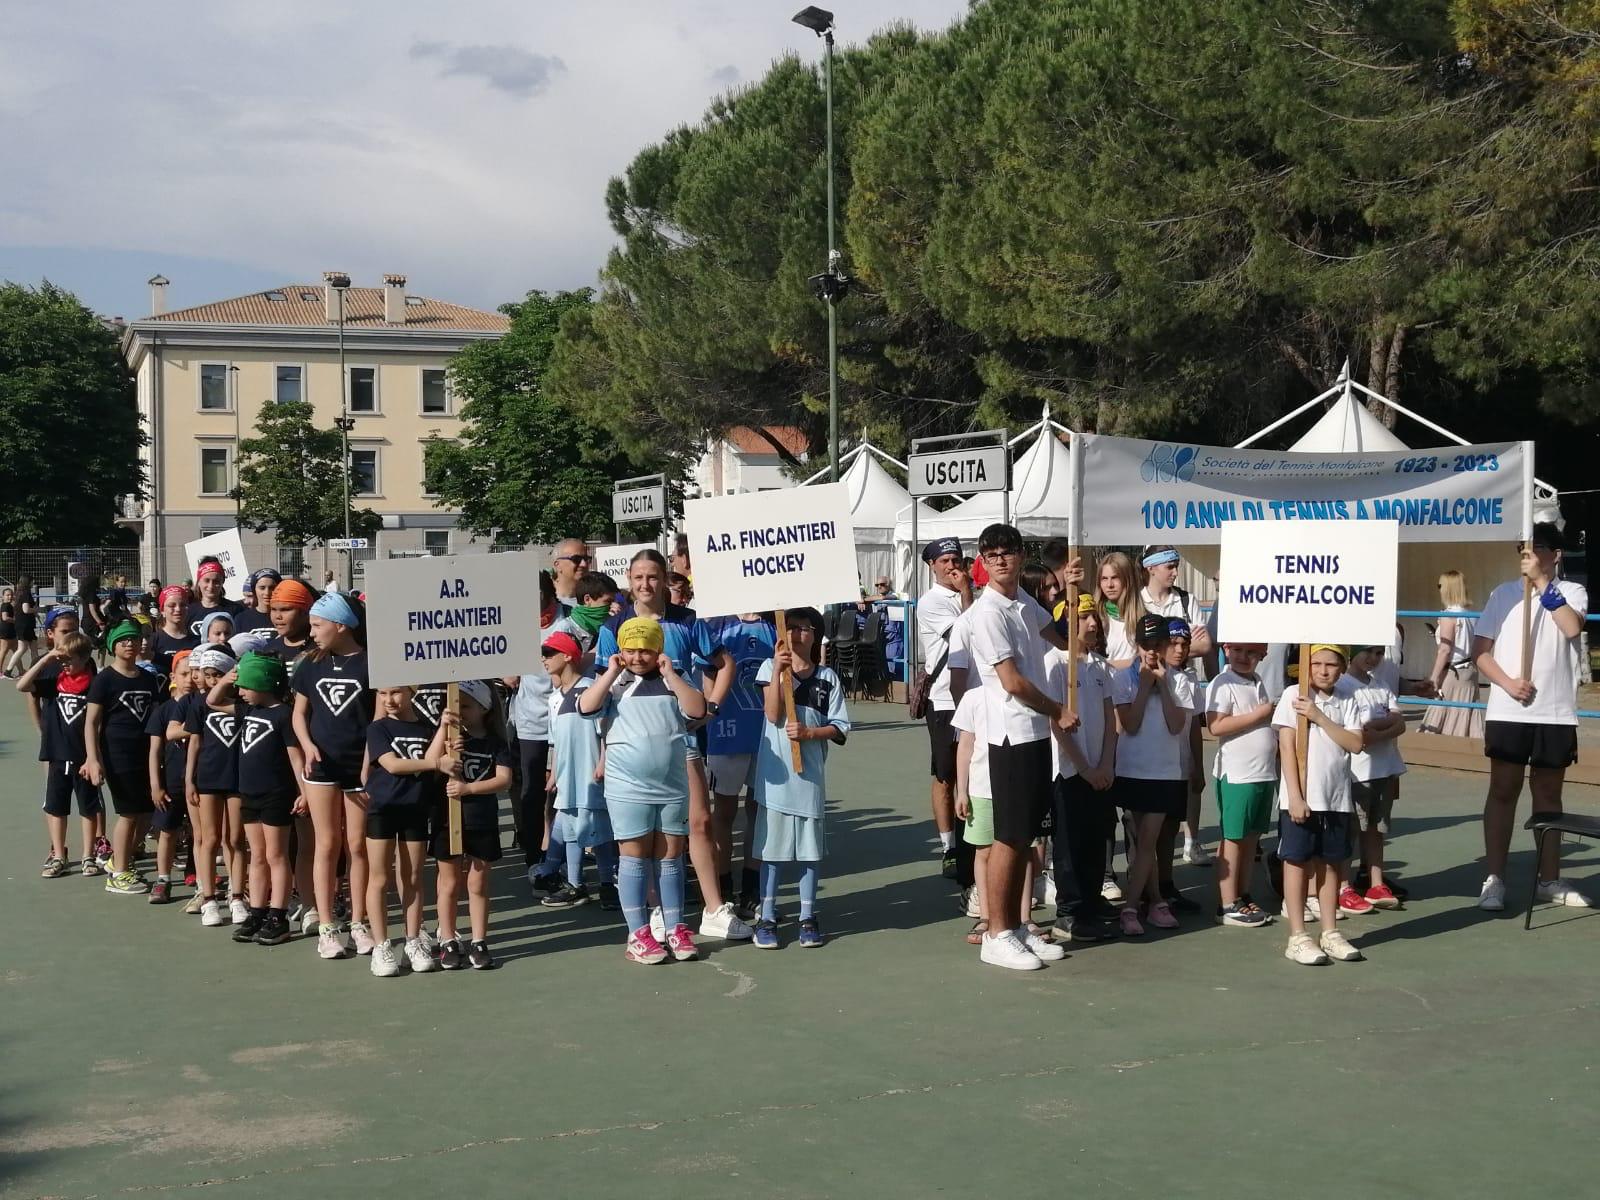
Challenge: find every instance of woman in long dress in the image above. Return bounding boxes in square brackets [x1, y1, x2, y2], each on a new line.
[1422, 569, 1485, 737]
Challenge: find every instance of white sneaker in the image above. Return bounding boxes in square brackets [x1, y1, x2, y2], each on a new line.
[649, 906, 666, 943]
[1022, 930, 1066, 961]
[404, 936, 439, 973]
[229, 898, 250, 924]
[1182, 840, 1212, 865]
[698, 901, 754, 941]
[1478, 874, 1507, 911]
[300, 908, 319, 936]
[317, 925, 350, 960]
[1319, 929, 1364, 962]
[200, 899, 225, 927]
[1284, 932, 1329, 965]
[1535, 878, 1592, 908]
[980, 930, 1043, 971]
[1303, 896, 1347, 922]
[963, 885, 982, 919]
[1100, 875, 1123, 904]
[370, 940, 402, 977]
[349, 920, 377, 956]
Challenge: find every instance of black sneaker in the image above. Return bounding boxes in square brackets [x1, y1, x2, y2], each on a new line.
[530, 872, 562, 895]
[439, 938, 464, 970]
[734, 891, 761, 923]
[598, 883, 620, 911]
[541, 883, 589, 908]
[232, 910, 266, 942]
[1072, 916, 1117, 942]
[940, 850, 959, 880]
[1162, 887, 1203, 915]
[254, 913, 291, 946]
[467, 940, 494, 970]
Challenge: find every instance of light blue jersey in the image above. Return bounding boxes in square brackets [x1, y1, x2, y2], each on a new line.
[596, 604, 713, 687]
[548, 677, 605, 811]
[702, 614, 778, 756]
[753, 660, 850, 820]
[594, 670, 689, 806]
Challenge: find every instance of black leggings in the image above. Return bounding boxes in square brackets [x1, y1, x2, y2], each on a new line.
[1052, 775, 1117, 919]
[512, 734, 550, 867]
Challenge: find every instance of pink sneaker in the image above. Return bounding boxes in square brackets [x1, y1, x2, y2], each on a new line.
[625, 926, 668, 965]
[1146, 901, 1179, 929]
[1119, 907, 1145, 937]
[666, 923, 699, 961]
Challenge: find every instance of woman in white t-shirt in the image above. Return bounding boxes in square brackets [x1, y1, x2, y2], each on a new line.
[1421, 569, 1484, 738]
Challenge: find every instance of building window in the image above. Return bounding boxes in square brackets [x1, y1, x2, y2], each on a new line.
[275, 364, 303, 404]
[199, 446, 233, 496]
[350, 448, 380, 496]
[198, 363, 230, 411]
[420, 368, 450, 415]
[349, 367, 378, 413]
[277, 545, 306, 577]
[265, 290, 287, 302]
[423, 530, 450, 556]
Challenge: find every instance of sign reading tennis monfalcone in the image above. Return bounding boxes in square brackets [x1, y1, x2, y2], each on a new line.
[1216, 520, 1398, 645]
[364, 552, 546, 688]
[685, 484, 860, 618]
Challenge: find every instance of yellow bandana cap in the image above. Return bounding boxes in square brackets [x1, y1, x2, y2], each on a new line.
[1307, 643, 1348, 662]
[617, 617, 664, 652]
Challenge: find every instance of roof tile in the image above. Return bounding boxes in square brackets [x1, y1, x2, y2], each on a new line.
[147, 286, 509, 333]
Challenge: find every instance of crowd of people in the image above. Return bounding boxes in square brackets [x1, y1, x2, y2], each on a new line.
[9, 517, 1591, 976]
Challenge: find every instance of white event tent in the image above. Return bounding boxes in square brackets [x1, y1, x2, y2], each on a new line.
[802, 443, 937, 592]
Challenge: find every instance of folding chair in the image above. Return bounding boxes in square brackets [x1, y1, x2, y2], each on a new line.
[1523, 811, 1600, 929]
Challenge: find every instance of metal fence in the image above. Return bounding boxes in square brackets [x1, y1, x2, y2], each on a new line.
[0, 547, 142, 604]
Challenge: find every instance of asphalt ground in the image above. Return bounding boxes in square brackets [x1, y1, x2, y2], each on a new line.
[1, 692, 1597, 1199]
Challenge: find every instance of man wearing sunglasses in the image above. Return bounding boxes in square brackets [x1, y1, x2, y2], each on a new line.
[551, 538, 592, 617]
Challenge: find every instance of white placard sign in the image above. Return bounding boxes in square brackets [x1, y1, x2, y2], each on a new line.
[1077, 433, 1529, 544]
[1216, 520, 1398, 646]
[613, 486, 665, 523]
[685, 484, 860, 618]
[593, 543, 653, 582]
[363, 551, 546, 688]
[908, 445, 1008, 496]
[184, 529, 249, 600]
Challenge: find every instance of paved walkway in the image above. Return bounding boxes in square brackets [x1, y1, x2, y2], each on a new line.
[1, 696, 1596, 1198]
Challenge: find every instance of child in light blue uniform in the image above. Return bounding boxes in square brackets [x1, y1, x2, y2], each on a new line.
[543, 629, 619, 908]
[751, 607, 850, 949]
[579, 617, 707, 965]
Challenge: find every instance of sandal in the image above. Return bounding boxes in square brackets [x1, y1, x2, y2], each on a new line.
[965, 919, 989, 945]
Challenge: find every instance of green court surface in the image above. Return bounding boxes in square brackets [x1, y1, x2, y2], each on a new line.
[2, 690, 1597, 1200]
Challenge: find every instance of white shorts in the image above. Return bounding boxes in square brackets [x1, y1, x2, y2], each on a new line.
[707, 754, 757, 797]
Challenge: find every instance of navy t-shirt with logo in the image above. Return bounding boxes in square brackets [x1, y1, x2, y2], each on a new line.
[87, 666, 162, 774]
[185, 599, 242, 640]
[259, 636, 311, 682]
[365, 717, 438, 810]
[290, 652, 373, 770]
[234, 608, 273, 635]
[147, 695, 194, 796]
[456, 732, 513, 831]
[36, 664, 94, 764]
[152, 629, 200, 678]
[185, 698, 240, 793]
[235, 702, 298, 797]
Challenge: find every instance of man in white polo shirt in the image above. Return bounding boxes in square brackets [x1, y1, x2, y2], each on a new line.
[1472, 523, 1591, 911]
[917, 537, 972, 880]
[966, 523, 1079, 970]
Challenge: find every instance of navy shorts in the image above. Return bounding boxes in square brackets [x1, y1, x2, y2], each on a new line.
[1117, 777, 1187, 818]
[105, 769, 154, 817]
[43, 762, 103, 818]
[303, 756, 364, 792]
[430, 826, 503, 863]
[1484, 721, 1578, 771]
[988, 738, 1052, 845]
[151, 790, 189, 833]
[1277, 810, 1353, 864]
[366, 801, 431, 842]
[239, 790, 295, 828]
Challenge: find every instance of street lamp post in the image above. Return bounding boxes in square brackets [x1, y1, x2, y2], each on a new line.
[228, 364, 241, 526]
[324, 271, 353, 590]
[793, 6, 845, 482]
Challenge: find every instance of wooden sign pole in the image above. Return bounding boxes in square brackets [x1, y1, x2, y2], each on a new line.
[446, 682, 463, 856]
[1295, 643, 1312, 791]
[1520, 575, 1535, 683]
[1065, 547, 1080, 709]
[774, 610, 805, 773]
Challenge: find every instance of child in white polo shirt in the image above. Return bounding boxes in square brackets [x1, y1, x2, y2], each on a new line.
[1205, 642, 1277, 928]
[1337, 646, 1407, 912]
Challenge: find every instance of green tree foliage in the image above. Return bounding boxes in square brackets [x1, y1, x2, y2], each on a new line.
[552, 0, 1600, 451]
[235, 401, 379, 548]
[425, 290, 651, 544]
[0, 281, 142, 544]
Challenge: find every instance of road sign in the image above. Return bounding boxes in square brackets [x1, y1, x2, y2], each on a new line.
[908, 444, 1009, 496]
[612, 486, 665, 523]
[327, 538, 370, 550]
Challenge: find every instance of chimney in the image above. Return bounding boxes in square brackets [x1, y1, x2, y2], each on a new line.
[383, 273, 407, 325]
[322, 270, 350, 323]
[147, 274, 169, 316]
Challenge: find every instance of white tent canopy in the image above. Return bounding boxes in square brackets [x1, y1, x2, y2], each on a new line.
[804, 442, 937, 593]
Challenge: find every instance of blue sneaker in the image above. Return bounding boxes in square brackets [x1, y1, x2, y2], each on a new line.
[752, 919, 780, 949]
[797, 918, 824, 948]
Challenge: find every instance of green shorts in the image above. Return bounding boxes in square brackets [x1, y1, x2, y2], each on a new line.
[1216, 777, 1275, 840]
[964, 793, 994, 847]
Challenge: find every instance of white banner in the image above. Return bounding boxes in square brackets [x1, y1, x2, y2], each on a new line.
[184, 529, 249, 600]
[363, 551, 545, 688]
[1076, 434, 1529, 545]
[685, 484, 860, 618]
[592, 542, 653, 582]
[1216, 520, 1398, 645]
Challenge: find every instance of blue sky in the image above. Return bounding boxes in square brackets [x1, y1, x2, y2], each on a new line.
[0, 1, 968, 321]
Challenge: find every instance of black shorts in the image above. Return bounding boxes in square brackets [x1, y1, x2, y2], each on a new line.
[1350, 777, 1395, 832]
[239, 790, 295, 827]
[927, 708, 957, 783]
[43, 762, 103, 818]
[1484, 721, 1578, 771]
[366, 801, 431, 842]
[303, 756, 364, 791]
[988, 738, 1052, 845]
[1277, 810, 1353, 864]
[194, 778, 238, 797]
[1117, 777, 1187, 818]
[151, 790, 189, 833]
[104, 769, 154, 817]
[430, 826, 503, 863]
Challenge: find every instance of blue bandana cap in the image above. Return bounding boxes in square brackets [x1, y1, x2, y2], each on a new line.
[922, 537, 963, 564]
[311, 591, 361, 629]
[1167, 618, 1191, 639]
[1141, 549, 1180, 568]
[43, 605, 77, 630]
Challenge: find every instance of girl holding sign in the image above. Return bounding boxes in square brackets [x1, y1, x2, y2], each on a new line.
[292, 592, 375, 961]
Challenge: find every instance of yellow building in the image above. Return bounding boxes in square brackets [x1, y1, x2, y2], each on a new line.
[120, 273, 508, 584]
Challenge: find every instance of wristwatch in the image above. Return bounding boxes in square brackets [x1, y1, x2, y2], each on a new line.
[704, 701, 721, 716]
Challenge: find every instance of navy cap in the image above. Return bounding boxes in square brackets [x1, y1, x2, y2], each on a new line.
[922, 537, 963, 564]
[1167, 617, 1191, 639]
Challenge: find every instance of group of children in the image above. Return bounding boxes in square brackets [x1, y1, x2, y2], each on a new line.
[17, 557, 851, 974]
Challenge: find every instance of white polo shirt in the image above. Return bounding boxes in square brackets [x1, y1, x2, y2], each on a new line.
[1476, 578, 1588, 726]
[916, 583, 968, 713]
[966, 584, 1054, 746]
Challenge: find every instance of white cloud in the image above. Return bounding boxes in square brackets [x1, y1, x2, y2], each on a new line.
[0, 1, 969, 317]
